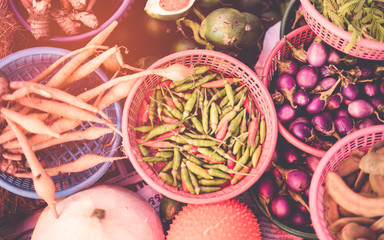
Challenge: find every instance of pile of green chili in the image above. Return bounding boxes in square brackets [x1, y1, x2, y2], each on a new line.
[134, 65, 266, 195]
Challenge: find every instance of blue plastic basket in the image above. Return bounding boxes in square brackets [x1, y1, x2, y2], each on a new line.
[8, 0, 135, 42]
[0, 47, 122, 199]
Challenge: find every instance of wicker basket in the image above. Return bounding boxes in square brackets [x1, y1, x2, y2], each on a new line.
[300, 0, 384, 60]
[309, 125, 384, 240]
[8, 0, 135, 42]
[122, 49, 278, 204]
[0, 47, 122, 199]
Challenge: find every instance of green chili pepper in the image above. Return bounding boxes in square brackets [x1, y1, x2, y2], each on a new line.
[184, 132, 207, 139]
[198, 147, 226, 162]
[166, 87, 184, 112]
[138, 144, 150, 157]
[234, 87, 248, 104]
[199, 88, 205, 112]
[233, 147, 250, 172]
[171, 148, 181, 186]
[155, 151, 174, 159]
[162, 103, 184, 120]
[202, 90, 210, 134]
[259, 115, 266, 144]
[232, 132, 249, 155]
[216, 95, 246, 133]
[144, 122, 180, 141]
[173, 91, 192, 100]
[162, 106, 174, 118]
[184, 153, 203, 166]
[210, 102, 219, 134]
[160, 160, 174, 173]
[174, 74, 217, 92]
[199, 186, 222, 193]
[134, 125, 153, 133]
[140, 156, 169, 162]
[183, 89, 198, 119]
[148, 90, 157, 126]
[208, 168, 232, 180]
[219, 105, 234, 120]
[210, 146, 231, 159]
[193, 65, 211, 75]
[198, 178, 228, 186]
[159, 172, 174, 185]
[156, 89, 164, 121]
[224, 79, 235, 107]
[190, 116, 204, 134]
[208, 88, 227, 106]
[240, 110, 248, 134]
[189, 171, 200, 195]
[169, 135, 189, 144]
[181, 162, 195, 194]
[186, 160, 213, 179]
[252, 144, 262, 167]
[223, 109, 246, 142]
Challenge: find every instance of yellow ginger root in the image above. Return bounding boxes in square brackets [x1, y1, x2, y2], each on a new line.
[28, 0, 52, 40]
[51, 8, 81, 36]
[69, 11, 99, 29]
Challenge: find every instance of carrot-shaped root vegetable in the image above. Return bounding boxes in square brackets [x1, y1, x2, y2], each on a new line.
[29, 45, 108, 84]
[46, 21, 118, 88]
[15, 97, 121, 136]
[96, 79, 135, 110]
[0, 108, 60, 138]
[77, 64, 194, 102]
[63, 46, 119, 87]
[5, 118, 58, 218]
[4, 126, 113, 152]
[5, 81, 110, 121]
[14, 154, 125, 178]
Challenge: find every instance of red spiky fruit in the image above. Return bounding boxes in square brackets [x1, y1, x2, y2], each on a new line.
[166, 199, 262, 240]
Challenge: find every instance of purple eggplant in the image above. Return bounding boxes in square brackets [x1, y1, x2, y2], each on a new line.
[282, 147, 300, 165]
[289, 122, 315, 143]
[334, 116, 355, 136]
[311, 77, 338, 93]
[327, 49, 341, 65]
[270, 194, 292, 220]
[320, 64, 339, 77]
[306, 78, 340, 114]
[370, 97, 384, 113]
[327, 93, 343, 110]
[276, 73, 297, 108]
[364, 82, 378, 97]
[358, 118, 378, 129]
[307, 36, 328, 67]
[293, 89, 310, 107]
[291, 212, 310, 227]
[379, 81, 384, 95]
[341, 82, 359, 101]
[333, 108, 349, 118]
[296, 66, 318, 90]
[274, 165, 310, 193]
[274, 58, 299, 76]
[348, 99, 375, 119]
[277, 103, 297, 123]
[312, 112, 340, 139]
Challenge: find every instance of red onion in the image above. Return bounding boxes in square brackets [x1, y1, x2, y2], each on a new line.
[270, 194, 292, 220]
[296, 66, 318, 90]
[277, 103, 297, 123]
[307, 37, 328, 67]
[293, 90, 310, 107]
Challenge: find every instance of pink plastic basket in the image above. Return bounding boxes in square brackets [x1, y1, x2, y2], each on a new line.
[300, 0, 384, 60]
[262, 25, 326, 158]
[122, 49, 278, 204]
[309, 125, 384, 240]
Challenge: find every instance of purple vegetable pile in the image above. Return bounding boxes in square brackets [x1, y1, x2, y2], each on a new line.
[271, 36, 384, 151]
[252, 138, 318, 233]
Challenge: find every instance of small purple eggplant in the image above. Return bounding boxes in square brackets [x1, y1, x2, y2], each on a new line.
[307, 36, 328, 67]
[289, 122, 315, 143]
[296, 66, 318, 91]
[334, 116, 355, 136]
[312, 112, 340, 139]
[274, 58, 299, 76]
[363, 82, 378, 97]
[327, 49, 341, 65]
[306, 78, 341, 114]
[320, 64, 339, 77]
[341, 82, 359, 101]
[293, 89, 310, 107]
[327, 93, 343, 110]
[277, 103, 297, 123]
[282, 147, 300, 165]
[311, 77, 338, 93]
[276, 73, 297, 108]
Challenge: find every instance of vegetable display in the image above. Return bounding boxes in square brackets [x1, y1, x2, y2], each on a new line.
[133, 65, 266, 195]
[323, 141, 384, 240]
[271, 35, 384, 151]
[251, 138, 317, 235]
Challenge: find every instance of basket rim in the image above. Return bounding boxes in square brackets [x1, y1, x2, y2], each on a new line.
[309, 125, 384, 240]
[122, 49, 279, 204]
[280, 0, 300, 40]
[7, 0, 135, 42]
[0, 47, 121, 199]
[262, 25, 326, 158]
[300, 0, 384, 50]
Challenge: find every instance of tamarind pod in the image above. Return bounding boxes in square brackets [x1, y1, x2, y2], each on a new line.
[352, 171, 367, 192]
[338, 222, 376, 240]
[335, 149, 365, 177]
[369, 174, 384, 197]
[359, 178, 372, 194]
[326, 172, 384, 218]
[323, 190, 340, 227]
[328, 217, 376, 236]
